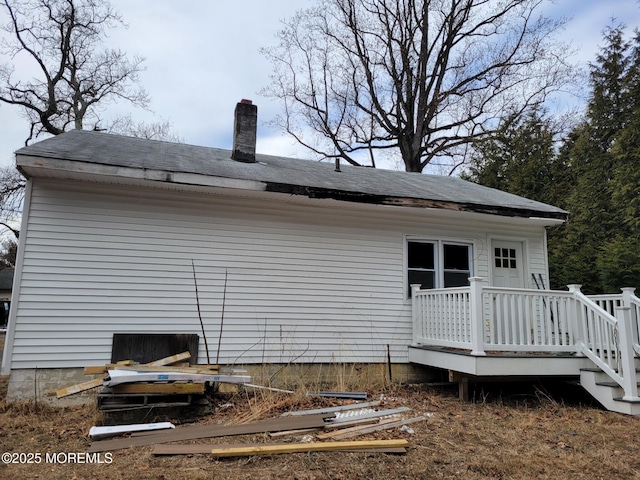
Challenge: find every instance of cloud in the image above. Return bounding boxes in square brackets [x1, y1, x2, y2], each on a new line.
[0, 0, 639, 169]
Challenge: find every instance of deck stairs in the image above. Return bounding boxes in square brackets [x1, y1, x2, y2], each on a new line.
[579, 365, 640, 415]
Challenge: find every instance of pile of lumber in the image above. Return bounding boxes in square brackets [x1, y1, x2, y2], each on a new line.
[87, 399, 433, 458]
[56, 351, 250, 407]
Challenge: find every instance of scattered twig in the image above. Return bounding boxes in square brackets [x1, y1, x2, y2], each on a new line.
[269, 342, 310, 384]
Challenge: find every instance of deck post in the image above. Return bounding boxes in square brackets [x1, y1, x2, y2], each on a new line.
[568, 284, 585, 355]
[411, 284, 422, 344]
[469, 277, 486, 356]
[621, 287, 638, 347]
[615, 306, 640, 401]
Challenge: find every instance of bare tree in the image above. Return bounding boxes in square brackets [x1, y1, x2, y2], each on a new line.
[108, 114, 184, 142]
[0, 237, 17, 268]
[261, 0, 576, 173]
[0, 166, 25, 238]
[0, 0, 149, 144]
[0, 0, 182, 239]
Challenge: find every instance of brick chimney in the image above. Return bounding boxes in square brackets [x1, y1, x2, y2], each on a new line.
[231, 99, 257, 163]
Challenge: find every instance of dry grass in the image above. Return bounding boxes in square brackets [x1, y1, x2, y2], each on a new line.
[1, 376, 640, 479]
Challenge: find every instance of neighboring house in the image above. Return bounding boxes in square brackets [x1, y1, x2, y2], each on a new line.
[3, 101, 639, 412]
[0, 268, 13, 330]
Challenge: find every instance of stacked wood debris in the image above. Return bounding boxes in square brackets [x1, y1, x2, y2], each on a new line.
[87, 398, 434, 458]
[56, 351, 250, 410]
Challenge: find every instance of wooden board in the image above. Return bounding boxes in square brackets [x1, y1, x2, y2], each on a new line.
[145, 351, 191, 367]
[316, 417, 401, 440]
[208, 439, 409, 457]
[84, 354, 212, 376]
[56, 378, 103, 398]
[268, 428, 321, 437]
[154, 443, 293, 455]
[85, 360, 134, 375]
[322, 415, 399, 431]
[329, 416, 430, 440]
[84, 366, 109, 375]
[88, 413, 332, 452]
[110, 383, 205, 395]
[153, 442, 408, 456]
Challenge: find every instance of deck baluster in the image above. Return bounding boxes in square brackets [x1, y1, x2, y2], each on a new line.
[469, 277, 486, 356]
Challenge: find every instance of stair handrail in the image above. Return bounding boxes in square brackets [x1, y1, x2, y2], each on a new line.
[622, 288, 640, 355]
[570, 285, 640, 400]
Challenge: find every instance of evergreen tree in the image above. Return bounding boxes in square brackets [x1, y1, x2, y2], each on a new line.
[466, 24, 640, 293]
[552, 25, 638, 293]
[553, 121, 613, 292]
[464, 107, 566, 205]
[612, 29, 640, 234]
[464, 107, 576, 290]
[599, 29, 640, 292]
[588, 26, 630, 143]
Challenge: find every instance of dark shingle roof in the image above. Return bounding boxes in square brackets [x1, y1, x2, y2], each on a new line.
[15, 130, 567, 220]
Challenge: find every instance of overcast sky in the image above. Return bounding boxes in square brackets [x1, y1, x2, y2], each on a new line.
[1, 0, 639, 169]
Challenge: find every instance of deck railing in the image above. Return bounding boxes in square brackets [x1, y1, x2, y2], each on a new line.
[411, 286, 472, 350]
[483, 286, 576, 352]
[590, 288, 640, 356]
[412, 280, 640, 400]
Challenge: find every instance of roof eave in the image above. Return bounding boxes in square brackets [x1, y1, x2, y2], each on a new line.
[17, 153, 567, 223]
[264, 181, 567, 222]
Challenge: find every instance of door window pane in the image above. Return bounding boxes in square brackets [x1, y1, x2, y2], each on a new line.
[495, 247, 517, 269]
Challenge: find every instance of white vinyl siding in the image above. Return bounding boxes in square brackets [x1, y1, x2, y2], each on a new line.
[5, 178, 552, 369]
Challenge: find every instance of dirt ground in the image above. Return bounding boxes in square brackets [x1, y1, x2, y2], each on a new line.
[0, 375, 640, 480]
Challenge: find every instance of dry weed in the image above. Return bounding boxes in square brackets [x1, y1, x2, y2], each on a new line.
[1, 375, 640, 479]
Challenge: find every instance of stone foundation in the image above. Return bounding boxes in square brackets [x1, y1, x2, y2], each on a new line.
[5, 363, 435, 405]
[6, 368, 102, 406]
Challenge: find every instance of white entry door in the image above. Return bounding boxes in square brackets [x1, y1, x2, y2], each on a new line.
[491, 240, 525, 288]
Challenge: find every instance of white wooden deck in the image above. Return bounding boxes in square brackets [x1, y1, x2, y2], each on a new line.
[409, 279, 640, 413]
[408, 346, 592, 377]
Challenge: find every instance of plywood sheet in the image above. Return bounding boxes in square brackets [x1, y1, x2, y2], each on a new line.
[110, 334, 198, 364]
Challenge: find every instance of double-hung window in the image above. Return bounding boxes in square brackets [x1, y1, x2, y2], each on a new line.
[407, 240, 472, 296]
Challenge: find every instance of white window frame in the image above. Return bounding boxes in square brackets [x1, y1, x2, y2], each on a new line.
[405, 238, 474, 298]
